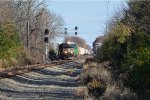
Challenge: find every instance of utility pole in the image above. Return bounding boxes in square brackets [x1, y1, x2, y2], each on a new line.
[27, 1, 30, 50]
[27, 21, 30, 50]
[106, 0, 110, 33]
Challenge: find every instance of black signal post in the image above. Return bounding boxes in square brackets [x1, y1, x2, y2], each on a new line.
[44, 29, 49, 60]
[44, 29, 49, 43]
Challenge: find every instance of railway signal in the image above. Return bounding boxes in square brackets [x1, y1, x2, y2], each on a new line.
[44, 29, 49, 60]
[44, 29, 49, 43]
[64, 26, 78, 35]
[75, 26, 78, 30]
[75, 26, 78, 35]
[64, 28, 67, 34]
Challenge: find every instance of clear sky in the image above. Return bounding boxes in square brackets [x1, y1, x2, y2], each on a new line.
[47, 0, 126, 47]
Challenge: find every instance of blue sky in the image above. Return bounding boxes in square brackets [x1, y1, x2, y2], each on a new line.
[47, 0, 126, 47]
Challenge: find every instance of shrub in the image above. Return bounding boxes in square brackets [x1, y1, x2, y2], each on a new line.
[0, 22, 22, 68]
[87, 79, 106, 98]
[17, 47, 40, 66]
[80, 62, 112, 98]
[81, 62, 138, 99]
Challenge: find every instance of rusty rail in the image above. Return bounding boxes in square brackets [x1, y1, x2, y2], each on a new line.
[0, 59, 74, 79]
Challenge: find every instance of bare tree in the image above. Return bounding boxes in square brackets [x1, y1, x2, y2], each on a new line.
[0, 0, 64, 62]
[0, 0, 15, 22]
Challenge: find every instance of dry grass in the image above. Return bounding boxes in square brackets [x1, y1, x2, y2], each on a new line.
[80, 61, 138, 100]
[17, 47, 41, 66]
[84, 62, 97, 69]
[75, 86, 88, 97]
[0, 47, 41, 69]
[0, 58, 18, 69]
[0, 59, 3, 68]
[85, 57, 94, 64]
[81, 62, 113, 86]
[1, 59, 9, 68]
[74, 86, 94, 100]
[100, 84, 138, 100]
[9, 58, 18, 66]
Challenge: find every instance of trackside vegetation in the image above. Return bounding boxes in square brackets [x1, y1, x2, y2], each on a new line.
[96, 0, 150, 99]
[0, 22, 22, 68]
[81, 0, 150, 99]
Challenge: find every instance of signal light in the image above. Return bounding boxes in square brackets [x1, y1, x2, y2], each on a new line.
[45, 29, 49, 35]
[44, 29, 49, 43]
[75, 32, 77, 35]
[75, 26, 78, 35]
[64, 28, 67, 34]
[44, 37, 48, 43]
[75, 26, 78, 30]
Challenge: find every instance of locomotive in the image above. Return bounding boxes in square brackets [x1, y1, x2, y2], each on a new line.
[58, 43, 79, 59]
[48, 43, 79, 60]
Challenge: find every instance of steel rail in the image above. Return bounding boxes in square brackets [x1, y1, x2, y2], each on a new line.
[0, 59, 74, 79]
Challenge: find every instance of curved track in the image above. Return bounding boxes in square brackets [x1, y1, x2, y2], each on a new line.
[0, 60, 85, 100]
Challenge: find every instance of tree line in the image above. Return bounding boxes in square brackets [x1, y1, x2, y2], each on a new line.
[0, 0, 64, 68]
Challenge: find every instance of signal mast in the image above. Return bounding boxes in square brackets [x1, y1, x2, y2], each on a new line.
[44, 29, 49, 60]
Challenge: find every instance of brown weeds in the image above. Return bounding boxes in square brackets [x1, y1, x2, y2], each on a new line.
[80, 61, 138, 100]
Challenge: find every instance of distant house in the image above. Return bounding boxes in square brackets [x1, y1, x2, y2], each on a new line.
[93, 36, 105, 55]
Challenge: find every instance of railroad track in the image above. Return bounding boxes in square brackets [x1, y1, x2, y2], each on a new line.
[0, 59, 78, 79]
[0, 58, 86, 99]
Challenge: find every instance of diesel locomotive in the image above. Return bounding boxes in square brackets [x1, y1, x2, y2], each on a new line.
[48, 43, 79, 60]
[58, 43, 79, 59]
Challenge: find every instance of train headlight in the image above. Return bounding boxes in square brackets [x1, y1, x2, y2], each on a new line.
[64, 51, 67, 54]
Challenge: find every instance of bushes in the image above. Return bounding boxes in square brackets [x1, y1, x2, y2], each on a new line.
[94, 0, 150, 98]
[80, 62, 112, 98]
[119, 33, 150, 96]
[0, 21, 39, 68]
[87, 79, 106, 98]
[0, 22, 21, 57]
[0, 22, 22, 68]
[17, 47, 40, 66]
[0, 58, 18, 69]
[95, 29, 150, 99]
[80, 62, 137, 99]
